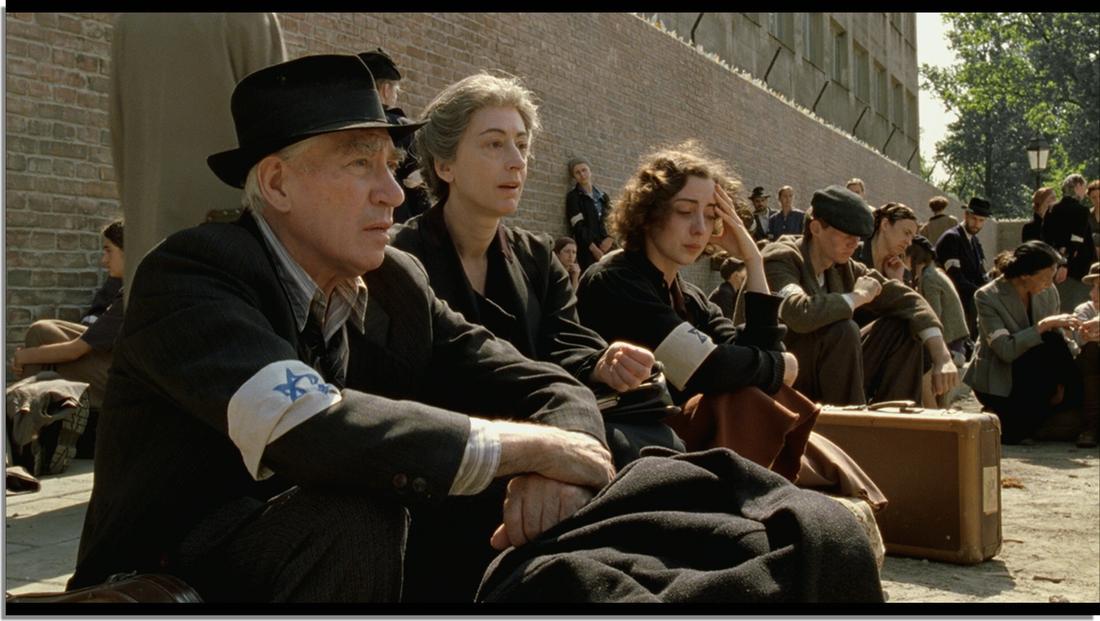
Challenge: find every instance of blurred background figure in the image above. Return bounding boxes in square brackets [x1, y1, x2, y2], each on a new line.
[1022, 187, 1056, 243]
[845, 178, 866, 198]
[708, 253, 746, 320]
[359, 48, 431, 224]
[111, 13, 286, 301]
[1042, 173, 1096, 312]
[565, 157, 615, 271]
[919, 195, 957, 246]
[553, 236, 581, 290]
[767, 185, 804, 241]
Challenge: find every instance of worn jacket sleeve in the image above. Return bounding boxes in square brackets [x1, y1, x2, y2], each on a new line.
[938, 233, 982, 303]
[566, 190, 592, 249]
[577, 265, 783, 396]
[120, 229, 473, 501]
[974, 286, 1042, 364]
[860, 263, 943, 337]
[764, 244, 853, 334]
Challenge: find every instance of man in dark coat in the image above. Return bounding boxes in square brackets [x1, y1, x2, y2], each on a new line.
[359, 48, 431, 224]
[1043, 173, 1096, 311]
[69, 54, 612, 603]
[707, 255, 746, 320]
[935, 196, 992, 338]
[748, 186, 777, 242]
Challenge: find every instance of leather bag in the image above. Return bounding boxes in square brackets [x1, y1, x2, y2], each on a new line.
[5, 572, 202, 604]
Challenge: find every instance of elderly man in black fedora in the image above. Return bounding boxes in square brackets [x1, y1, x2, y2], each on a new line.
[748, 186, 776, 242]
[935, 196, 993, 339]
[68, 54, 613, 603]
[739, 185, 958, 406]
[358, 48, 430, 223]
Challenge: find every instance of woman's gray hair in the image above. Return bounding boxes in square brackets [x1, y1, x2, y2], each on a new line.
[240, 138, 316, 212]
[416, 72, 540, 204]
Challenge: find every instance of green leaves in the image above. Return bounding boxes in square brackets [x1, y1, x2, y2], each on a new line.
[921, 12, 1099, 216]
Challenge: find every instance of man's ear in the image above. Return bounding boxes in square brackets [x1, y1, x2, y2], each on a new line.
[257, 155, 292, 214]
[435, 158, 454, 184]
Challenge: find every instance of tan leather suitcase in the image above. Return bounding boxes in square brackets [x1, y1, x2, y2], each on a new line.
[813, 401, 1002, 564]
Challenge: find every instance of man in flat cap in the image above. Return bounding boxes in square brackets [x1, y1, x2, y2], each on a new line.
[935, 196, 993, 338]
[738, 185, 958, 406]
[358, 48, 431, 223]
[69, 54, 612, 602]
[748, 186, 776, 242]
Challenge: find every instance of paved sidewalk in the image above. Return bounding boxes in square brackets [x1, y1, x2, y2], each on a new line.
[4, 458, 93, 595]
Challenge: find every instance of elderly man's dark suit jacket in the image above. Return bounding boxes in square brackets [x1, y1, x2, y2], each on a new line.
[69, 211, 604, 590]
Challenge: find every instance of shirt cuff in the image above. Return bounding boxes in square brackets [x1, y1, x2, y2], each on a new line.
[918, 326, 943, 342]
[842, 293, 857, 310]
[448, 417, 501, 496]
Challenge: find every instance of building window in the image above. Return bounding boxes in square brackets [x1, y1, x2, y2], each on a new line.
[854, 43, 870, 102]
[802, 13, 824, 67]
[891, 77, 904, 127]
[767, 13, 794, 48]
[831, 22, 848, 86]
[874, 62, 888, 116]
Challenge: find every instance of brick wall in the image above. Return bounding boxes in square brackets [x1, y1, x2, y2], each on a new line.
[4, 12, 992, 367]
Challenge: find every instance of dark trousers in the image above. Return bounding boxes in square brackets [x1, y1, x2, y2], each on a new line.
[174, 487, 408, 602]
[785, 317, 925, 406]
[974, 332, 1081, 444]
[1077, 341, 1100, 436]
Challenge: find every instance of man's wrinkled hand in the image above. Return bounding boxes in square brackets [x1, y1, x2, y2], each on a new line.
[489, 474, 593, 550]
[930, 358, 959, 397]
[852, 275, 882, 307]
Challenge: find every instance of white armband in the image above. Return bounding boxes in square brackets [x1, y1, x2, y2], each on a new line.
[569, 213, 584, 226]
[653, 322, 718, 391]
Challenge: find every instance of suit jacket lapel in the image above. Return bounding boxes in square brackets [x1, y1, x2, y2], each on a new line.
[419, 204, 481, 323]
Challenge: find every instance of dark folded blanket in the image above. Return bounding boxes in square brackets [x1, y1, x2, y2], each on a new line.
[477, 447, 883, 603]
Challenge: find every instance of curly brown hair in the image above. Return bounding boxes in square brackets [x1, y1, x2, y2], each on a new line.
[610, 140, 751, 252]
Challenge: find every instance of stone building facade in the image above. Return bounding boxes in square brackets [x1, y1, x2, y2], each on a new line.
[4, 12, 993, 366]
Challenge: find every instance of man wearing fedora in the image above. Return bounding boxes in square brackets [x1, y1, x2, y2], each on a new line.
[936, 196, 993, 339]
[748, 186, 776, 242]
[68, 55, 613, 602]
[738, 185, 958, 406]
[358, 48, 431, 224]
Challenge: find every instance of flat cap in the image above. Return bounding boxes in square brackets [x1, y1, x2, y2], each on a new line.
[357, 48, 401, 81]
[966, 196, 992, 217]
[809, 185, 874, 238]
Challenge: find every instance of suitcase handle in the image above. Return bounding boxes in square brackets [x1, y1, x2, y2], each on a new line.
[864, 400, 922, 413]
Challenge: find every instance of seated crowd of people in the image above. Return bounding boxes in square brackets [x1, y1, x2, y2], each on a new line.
[7, 48, 1098, 605]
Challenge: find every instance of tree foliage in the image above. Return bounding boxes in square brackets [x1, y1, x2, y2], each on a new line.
[921, 13, 1099, 217]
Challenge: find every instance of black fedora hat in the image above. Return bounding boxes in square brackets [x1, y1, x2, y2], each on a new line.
[966, 196, 993, 217]
[749, 186, 770, 199]
[207, 54, 424, 188]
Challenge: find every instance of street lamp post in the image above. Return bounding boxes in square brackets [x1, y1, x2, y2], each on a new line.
[1027, 137, 1050, 191]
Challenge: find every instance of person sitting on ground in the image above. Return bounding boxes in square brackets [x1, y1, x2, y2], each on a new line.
[767, 185, 804, 240]
[845, 177, 866, 198]
[964, 241, 1081, 445]
[919, 195, 957, 245]
[1071, 262, 1099, 448]
[1022, 187, 1056, 243]
[576, 141, 826, 482]
[565, 156, 615, 271]
[936, 196, 993, 339]
[69, 55, 614, 604]
[745, 185, 958, 407]
[708, 254, 746, 320]
[390, 73, 681, 601]
[906, 235, 970, 406]
[553, 236, 582, 290]
[12, 219, 126, 413]
[855, 202, 918, 281]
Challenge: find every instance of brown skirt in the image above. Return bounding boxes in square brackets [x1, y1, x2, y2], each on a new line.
[666, 385, 887, 511]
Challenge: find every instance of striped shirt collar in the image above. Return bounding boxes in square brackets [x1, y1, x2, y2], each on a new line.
[251, 210, 368, 341]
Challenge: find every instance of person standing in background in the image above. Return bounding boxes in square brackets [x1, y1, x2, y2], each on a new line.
[110, 13, 286, 301]
[1022, 187, 1056, 243]
[918, 195, 957, 246]
[565, 157, 615, 271]
[358, 48, 431, 224]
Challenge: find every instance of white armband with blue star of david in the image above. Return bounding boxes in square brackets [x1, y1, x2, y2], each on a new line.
[653, 322, 717, 391]
[228, 359, 342, 481]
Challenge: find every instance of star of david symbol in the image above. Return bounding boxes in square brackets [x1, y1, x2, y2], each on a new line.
[687, 327, 709, 344]
[274, 368, 326, 402]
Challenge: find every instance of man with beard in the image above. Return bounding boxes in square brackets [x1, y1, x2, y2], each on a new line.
[936, 197, 993, 338]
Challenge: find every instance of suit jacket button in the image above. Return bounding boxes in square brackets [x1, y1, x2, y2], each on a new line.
[412, 477, 427, 493]
[393, 473, 408, 489]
